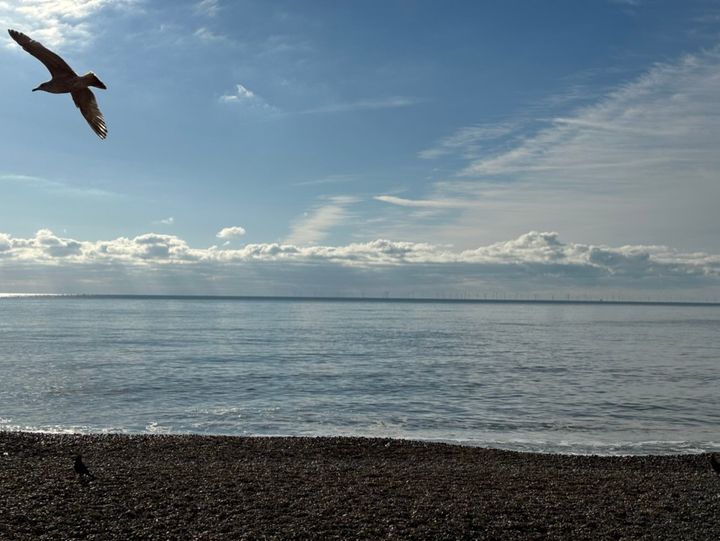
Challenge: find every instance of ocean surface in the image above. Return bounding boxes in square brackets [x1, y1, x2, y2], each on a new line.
[1, 295, 718, 455]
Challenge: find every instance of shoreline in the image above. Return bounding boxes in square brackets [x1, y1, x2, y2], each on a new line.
[2, 432, 719, 540]
[1, 428, 716, 457]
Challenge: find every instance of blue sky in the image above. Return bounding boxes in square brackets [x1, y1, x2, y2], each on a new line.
[1, 0, 720, 298]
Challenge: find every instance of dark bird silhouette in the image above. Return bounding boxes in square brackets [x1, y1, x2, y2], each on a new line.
[8, 29, 108, 139]
[74, 454, 95, 480]
[710, 454, 720, 475]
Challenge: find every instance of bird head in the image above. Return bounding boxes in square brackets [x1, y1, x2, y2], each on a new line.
[32, 82, 49, 92]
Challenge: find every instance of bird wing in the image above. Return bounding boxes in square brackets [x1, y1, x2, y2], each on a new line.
[8, 29, 77, 78]
[71, 89, 108, 139]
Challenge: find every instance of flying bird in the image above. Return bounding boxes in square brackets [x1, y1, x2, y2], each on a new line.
[8, 29, 108, 139]
[74, 454, 95, 480]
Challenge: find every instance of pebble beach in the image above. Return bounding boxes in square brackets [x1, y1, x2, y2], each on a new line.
[1, 432, 719, 540]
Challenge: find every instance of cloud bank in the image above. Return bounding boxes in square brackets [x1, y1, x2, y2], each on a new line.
[1, 229, 719, 299]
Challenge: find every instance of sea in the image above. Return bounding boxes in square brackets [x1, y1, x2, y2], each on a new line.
[1, 295, 718, 455]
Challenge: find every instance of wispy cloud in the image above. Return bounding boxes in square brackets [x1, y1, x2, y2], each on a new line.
[285, 196, 359, 245]
[374, 195, 469, 209]
[299, 96, 419, 115]
[0, 173, 121, 199]
[291, 174, 355, 188]
[394, 47, 720, 250]
[153, 217, 174, 226]
[419, 122, 518, 160]
[461, 50, 720, 181]
[194, 26, 228, 43]
[194, 0, 219, 17]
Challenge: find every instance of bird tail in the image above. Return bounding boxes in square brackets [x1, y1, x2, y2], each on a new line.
[88, 73, 107, 90]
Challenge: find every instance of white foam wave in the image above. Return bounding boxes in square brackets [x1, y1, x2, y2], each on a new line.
[2, 422, 719, 455]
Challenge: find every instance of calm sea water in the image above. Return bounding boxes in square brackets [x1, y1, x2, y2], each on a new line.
[1, 296, 718, 455]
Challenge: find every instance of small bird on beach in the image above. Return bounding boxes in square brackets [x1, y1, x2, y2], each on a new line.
[710, 454, 720, 475]
[74, 454, 95, 480]
[7, 29, 108, 139]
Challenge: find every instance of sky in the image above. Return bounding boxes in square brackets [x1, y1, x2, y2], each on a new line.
[1, 0, 720, 299]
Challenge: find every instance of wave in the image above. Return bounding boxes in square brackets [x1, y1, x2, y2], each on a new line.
[2, 423, 719, 456]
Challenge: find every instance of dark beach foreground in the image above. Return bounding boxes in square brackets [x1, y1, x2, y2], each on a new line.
[1, 432, 719, 540]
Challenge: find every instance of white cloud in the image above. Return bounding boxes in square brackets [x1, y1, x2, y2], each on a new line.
[219, 83, 276, 111]
[0, 233, 12, 252]
[216, 226, 246, 239]
[285, 196, 358, 245]
[220, 83, 255, 102]
[33, 228, 82, 257]
[1, 0, 140, 48]
[0, 229, 719, 299]
[153, 217, 174, 226]
[0, 228, 716, 271]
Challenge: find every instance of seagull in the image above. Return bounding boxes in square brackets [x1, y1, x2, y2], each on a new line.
[74, 454, 95, 480]
[8, 29, 108, 139]
[711, 454, 720, 475]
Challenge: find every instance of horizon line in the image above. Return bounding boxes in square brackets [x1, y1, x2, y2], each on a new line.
[1, 293, 719, 307]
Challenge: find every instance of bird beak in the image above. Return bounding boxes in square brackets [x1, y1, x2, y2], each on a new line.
[32, 87, 39, 92]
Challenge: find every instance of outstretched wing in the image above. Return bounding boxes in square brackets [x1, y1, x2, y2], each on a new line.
[71, 89, 107, 139]
[8, 29, 77, 78]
